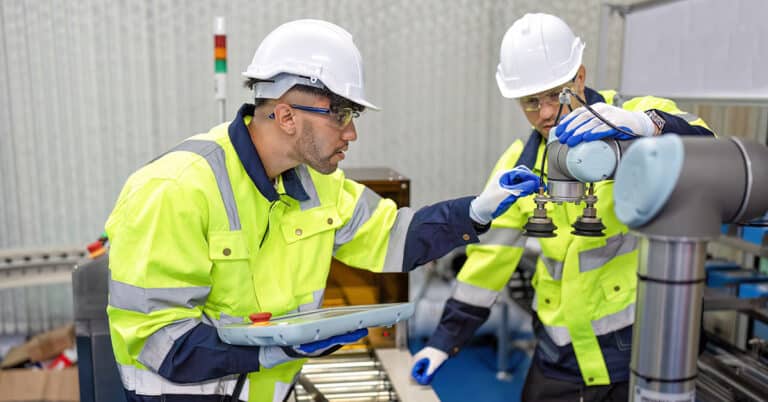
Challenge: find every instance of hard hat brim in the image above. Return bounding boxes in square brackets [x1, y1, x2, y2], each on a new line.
[243, 72, 381, 111]
[495, 64, 580, 99]
[351, 98, 380, 111]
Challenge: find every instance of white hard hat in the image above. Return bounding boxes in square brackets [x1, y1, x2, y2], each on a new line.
[495, 13, 585, 99]
[243, 19, 379, 110]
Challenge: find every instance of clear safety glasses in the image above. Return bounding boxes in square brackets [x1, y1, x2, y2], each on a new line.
[519, 85, 573, 112]
[269, 104, 360, 128]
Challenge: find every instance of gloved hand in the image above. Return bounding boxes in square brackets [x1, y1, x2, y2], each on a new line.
[469, 166, 540, 224]
[554, 102, 658, 147]
[411, 346, 449, 385]
[259, 328, 368, 369]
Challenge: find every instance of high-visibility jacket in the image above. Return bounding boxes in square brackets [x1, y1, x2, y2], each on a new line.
[427, 88, 714, 386]
[106, 104, 482, 402]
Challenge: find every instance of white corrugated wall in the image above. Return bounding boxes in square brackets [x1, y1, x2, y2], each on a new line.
[0, 0, 630, 249]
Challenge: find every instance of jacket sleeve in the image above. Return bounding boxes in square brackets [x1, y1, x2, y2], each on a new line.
[106, 178, 263, 383]
[620, 95, 716, 137]
[654, 109, 715, 137]
[332, 176, 484, 273]
[427, 297, 492, 355]
[428, 143, 532, 354]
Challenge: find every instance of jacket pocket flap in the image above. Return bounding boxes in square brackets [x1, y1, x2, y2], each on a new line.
[209, 231, 250, 260]
[280, 206, 342, 244]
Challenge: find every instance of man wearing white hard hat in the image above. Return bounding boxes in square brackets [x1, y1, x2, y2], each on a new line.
[412, 13, 714, 401]
[105, 19, 540, 402]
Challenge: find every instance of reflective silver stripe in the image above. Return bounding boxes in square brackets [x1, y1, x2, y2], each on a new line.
[273, 375, 300, 402]
[172, 140, 241, 231]
[578, 233, 639, 273]
[109, 275, 211, 314]
[525, 237, 542, 254]
[118, 363, 249, 400]
[540, 255, 564, 280]
[295, 165, 320, 210]
[478, 227, 525, 247]
[451, 281, 498, 308]
[201, 311, 246, 327]
[674, 112, 699, 123]
[381, 208, 415, 273]
[298, 289, 325, 312]
[540, 321, 572, 347]
[334, 187, 381, 250]
[592, 303, 635, 336]
[138, 318, 200, 371]
[533, 302, 636, 347]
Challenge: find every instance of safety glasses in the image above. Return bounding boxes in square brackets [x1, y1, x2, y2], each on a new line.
[269, 104, 360, 128]
[519, 86, 573, 112]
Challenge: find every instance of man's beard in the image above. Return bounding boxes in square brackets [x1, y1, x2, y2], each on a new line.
[298, 122, 337, 174]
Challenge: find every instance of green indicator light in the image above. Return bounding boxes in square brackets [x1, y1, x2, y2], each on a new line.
[215, 59, 227, 73]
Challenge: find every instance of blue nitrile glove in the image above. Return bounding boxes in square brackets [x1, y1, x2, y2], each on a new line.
[554, 102, 657, 147]
[411, 346, 449, 385]
[259, 328, 368, 369]
[296, 328, 368, 354]
[469, 166, 540, 224]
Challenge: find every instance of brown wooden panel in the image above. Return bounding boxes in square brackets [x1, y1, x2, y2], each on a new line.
[343, 167, 410, 208]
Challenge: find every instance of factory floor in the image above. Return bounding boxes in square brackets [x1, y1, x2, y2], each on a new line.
[409, 336, 532, 402]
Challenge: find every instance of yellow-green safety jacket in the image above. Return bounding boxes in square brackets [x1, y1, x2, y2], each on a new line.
[426, 88, 713, 386]
[106, 104, 482, 401]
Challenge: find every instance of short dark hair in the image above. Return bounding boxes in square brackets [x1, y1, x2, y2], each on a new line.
[243, 78, 365, 112]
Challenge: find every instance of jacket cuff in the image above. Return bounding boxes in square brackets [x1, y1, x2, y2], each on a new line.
[402, 196, 481, 270]
[472, 219, 491, 235]
[157, 323, 263, 382]
[427, 297, 491, 356]
[448, 196, 484, 240]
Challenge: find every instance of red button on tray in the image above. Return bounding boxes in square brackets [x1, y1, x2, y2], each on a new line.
[249, 312, 272, 323]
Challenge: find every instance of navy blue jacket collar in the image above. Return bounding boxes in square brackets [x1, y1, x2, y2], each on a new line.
[583, 86, 606, 105]
[228, 104, 310, 203]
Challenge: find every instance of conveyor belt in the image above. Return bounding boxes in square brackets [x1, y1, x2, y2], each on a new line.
[697, 335, 768, 402]
[296, 348, 398, 402]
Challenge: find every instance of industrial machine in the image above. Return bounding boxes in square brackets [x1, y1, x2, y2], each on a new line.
[614, 135, 768, 401]
[522, 88, 633, 238]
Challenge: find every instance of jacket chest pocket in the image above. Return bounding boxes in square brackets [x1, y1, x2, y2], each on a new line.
[280, 205, 343, 244]
[207, 230, 256, 314]
[279, 206, 343, 295]
[600, 265, 636, 304]
[534, 279, 562, 315]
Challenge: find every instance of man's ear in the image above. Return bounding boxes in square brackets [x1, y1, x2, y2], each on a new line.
[273, 103, 297, 135]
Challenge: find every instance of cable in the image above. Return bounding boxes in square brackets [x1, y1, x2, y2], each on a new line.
[230, 373, 246, 402]
[562, 88, 637, 138]
[735, 219, 768, 227]
[537, 102, 565, 188]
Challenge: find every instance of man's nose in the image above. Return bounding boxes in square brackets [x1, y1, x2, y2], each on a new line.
[342, 122, 358, 142]
[538, 102, 560, 121]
